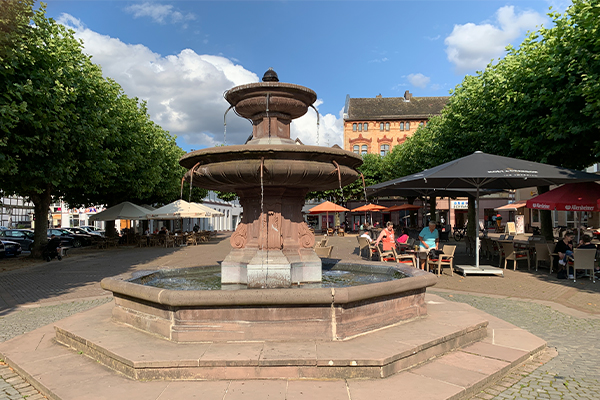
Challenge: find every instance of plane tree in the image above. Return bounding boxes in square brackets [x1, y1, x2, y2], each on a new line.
[0, 2, 195, 254]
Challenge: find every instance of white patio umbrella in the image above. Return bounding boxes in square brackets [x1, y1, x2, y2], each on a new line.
[89, 202, 153, 221]
[146, 199, 223, 220]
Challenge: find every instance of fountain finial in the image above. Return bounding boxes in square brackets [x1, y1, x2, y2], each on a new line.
[262, 68, 279, 82]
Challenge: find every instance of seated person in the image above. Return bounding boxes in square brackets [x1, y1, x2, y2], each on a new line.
[375, 221, 395, 251]
[554, 231, 574, 278]
[418, 221, 440, 270]
[360, 231, 372, 243]
[577, 234, 595, 249]
[397, 228, 409, 244]
[158, 226, 168, 235]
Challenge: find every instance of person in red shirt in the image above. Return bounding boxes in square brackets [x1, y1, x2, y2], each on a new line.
[375, 221, 395, 251]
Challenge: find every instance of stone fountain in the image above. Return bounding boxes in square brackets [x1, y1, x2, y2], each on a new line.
[98, 71, 439, 344]
[0, 70, 548, 398]
[179, 68, 362, 288]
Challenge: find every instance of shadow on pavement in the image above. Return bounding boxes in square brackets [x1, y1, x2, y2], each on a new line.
[0, 234, 230, 316]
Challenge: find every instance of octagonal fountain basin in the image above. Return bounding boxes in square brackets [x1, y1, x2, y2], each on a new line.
[100, 264, 436, 343]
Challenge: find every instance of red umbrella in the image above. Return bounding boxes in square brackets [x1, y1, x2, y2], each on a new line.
[309, 201, 350, 230]
[526, 182, 600, 212]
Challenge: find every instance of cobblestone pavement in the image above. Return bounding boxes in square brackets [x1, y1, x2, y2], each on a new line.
[0, 298, 112, 399]
[1, 235, 599, 399]
[432, 291, 600, 399]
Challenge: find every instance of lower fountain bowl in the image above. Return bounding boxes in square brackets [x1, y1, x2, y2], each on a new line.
[100, 264, 437, 342]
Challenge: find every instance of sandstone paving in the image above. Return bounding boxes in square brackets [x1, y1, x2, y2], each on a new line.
[1, 234, 599, 399]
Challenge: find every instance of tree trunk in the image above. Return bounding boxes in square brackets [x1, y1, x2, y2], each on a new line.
[428, 196, 437, 223]
[105, 220, 118, 238]
[29, 185, 52, 258]
[467, 195, 476, 238]
[537, 185, 553, 241]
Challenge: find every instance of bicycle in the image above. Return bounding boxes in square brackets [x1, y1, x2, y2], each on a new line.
[453, 225, 467, 241]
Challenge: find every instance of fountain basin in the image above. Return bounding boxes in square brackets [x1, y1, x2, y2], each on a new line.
[100, 264, 436, 343]
[180, 144, 361, 192]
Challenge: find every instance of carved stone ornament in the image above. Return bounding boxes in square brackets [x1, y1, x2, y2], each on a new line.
[298, 222, 315, 248]
[230, 223, 247, 249]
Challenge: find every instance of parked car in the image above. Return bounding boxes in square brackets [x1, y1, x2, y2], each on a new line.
[47, 228, 93, 248]
[1, 240, 22, 257]
[64, 227, 95, 236]
[0, 229, 34, 251]
[79, 226, 105, 236]
[0, 241, 4, 258]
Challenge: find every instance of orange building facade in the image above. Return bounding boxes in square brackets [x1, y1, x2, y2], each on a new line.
[343, 91, 449, 156]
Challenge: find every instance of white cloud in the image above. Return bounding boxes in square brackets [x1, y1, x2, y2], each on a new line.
[368, 57, 388, 63]
[445, 6, 547, 72]
[125, 2, 195, 26]
[58, 14, 259, 148]
[407, 73, 431, 88]
[291, 100, 344, 148]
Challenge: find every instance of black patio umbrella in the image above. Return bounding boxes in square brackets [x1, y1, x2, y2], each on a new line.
[367, 151, 600, 268]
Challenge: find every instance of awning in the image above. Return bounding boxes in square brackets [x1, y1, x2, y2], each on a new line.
[494, 201, 528, 212]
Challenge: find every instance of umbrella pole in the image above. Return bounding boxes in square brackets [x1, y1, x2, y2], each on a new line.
[475, 187, 480, 269]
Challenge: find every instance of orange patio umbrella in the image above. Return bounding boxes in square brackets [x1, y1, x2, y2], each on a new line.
[351, 204, 387, 212]
[309, 201, 349, 230]
[351, 203, 386, 226]
[381, 204, 421, 212]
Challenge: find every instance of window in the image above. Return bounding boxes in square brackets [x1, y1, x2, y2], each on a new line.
[400, 122, 404, 131]
[363, 123, 368, 131]
[380, 122, 384, 131]
[406, 122, 411, 130]
[361, 145, 368, 155]
[380, 144, 390, 156]
[358, 123, 362, 132]
[419, 122, 424, 127]
[352, 123, 357, 131]
[353, 145, 359, 154]
[532, 209, 539, 223]
[385, 122, 390, 131]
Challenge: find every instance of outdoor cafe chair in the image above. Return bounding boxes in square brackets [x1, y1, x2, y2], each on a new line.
[568, 248, 596, 283]
[464, 236, 475, 257]
[186, 235, 197, 246]
[427, 245, 456, 276]
[357, 236, 371, 259]
[376, 245, 397, 263]
[534, 243, 552, 271]
[499, 241, 530, 270]
[394, 248, 416, 268]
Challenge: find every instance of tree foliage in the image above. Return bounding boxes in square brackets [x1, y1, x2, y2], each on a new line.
[306, 153, 386, 204]
[0, 1, 196, 254]
[397, 0, 600, 170]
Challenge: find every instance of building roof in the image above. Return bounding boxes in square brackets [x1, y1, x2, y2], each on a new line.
[346, 95, 449, 121]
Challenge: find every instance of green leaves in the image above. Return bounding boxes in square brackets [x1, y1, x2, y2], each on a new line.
[0, 1, 197, 253]
[390, 0, 600, 171]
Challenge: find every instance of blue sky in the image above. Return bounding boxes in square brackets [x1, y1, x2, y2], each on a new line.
[43, 0, 569, 151]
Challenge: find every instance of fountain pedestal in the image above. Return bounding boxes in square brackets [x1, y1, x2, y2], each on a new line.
[181, 69, 362, 288]
[222, 186, 321, 288]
